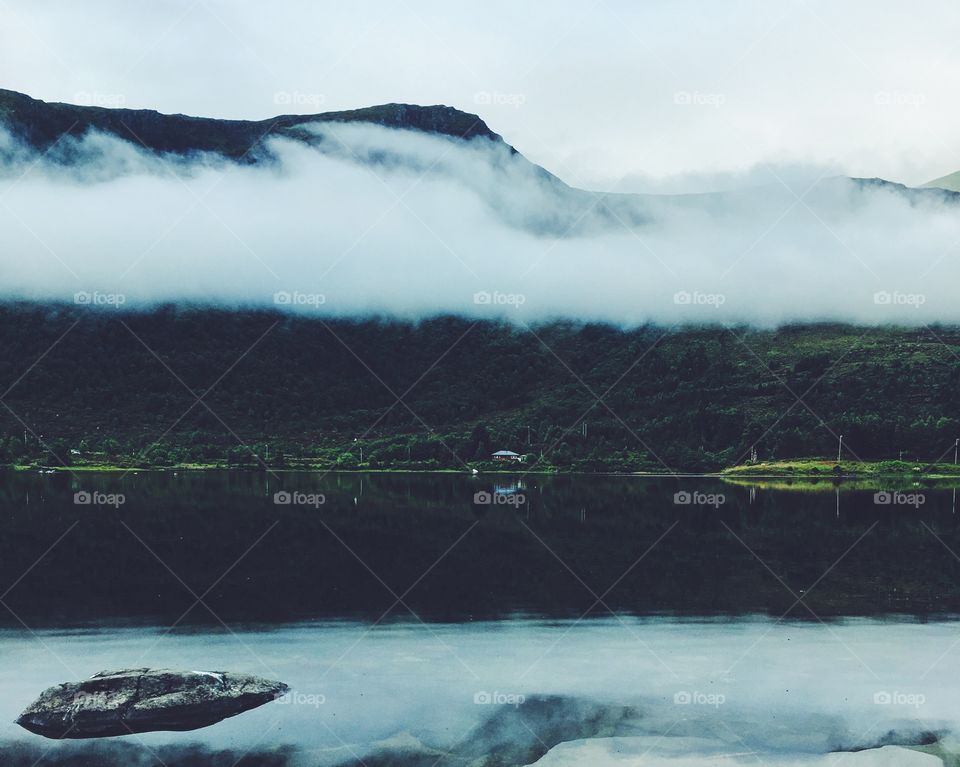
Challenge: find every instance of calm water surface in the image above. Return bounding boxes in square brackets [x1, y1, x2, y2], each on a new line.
[2, 472, 959, 765]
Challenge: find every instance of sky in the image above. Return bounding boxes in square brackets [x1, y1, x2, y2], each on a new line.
[3, 0, 960, 193]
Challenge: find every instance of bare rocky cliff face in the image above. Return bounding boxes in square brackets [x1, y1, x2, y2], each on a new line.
[16, 668, 289, 739]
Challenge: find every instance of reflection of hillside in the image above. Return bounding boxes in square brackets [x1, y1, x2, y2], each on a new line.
[722, 476, 960, 493]
[720, 477, 950, 492]
[4, 472, 960, 623]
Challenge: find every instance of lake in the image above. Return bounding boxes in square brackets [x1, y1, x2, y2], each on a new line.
[2, 471, 959, 765]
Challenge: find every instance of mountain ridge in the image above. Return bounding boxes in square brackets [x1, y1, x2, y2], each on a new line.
[4, 88, 958, 205]
[0, 88, 508, 160]
[2, 88, 959, 239]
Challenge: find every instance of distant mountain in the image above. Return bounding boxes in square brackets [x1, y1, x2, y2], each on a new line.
[0, 89, 610, 235]
[1, 89, 958, 235]
[851, 175, 960, 203]
[0, 88, 506, 159]
[922, 170, 960, 193]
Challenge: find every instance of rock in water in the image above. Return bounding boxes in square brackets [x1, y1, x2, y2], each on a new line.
[16, 668, 290, 739]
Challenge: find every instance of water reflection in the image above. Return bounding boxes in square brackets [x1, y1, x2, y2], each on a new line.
[2, 471, 960, 623]
[1, 618, 958, 766]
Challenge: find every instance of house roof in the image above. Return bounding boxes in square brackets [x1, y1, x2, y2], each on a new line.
[492, 450, 520, 456]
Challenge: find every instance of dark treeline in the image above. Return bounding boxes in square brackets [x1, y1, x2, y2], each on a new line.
[1, 304, 959, 472]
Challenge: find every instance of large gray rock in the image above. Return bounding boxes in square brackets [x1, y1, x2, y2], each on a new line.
[16, 668, 289, 739]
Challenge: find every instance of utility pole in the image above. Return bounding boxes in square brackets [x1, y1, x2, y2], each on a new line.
[837, 434, 843, 463]
[954, 438, 958, 465]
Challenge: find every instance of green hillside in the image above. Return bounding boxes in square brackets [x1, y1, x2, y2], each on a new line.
[2, 305, 960, 473]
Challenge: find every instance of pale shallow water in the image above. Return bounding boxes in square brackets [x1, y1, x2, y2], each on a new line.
[4, 471, 960, 765]
[2, 617, 959, 765]
[533, 741, 940, 766]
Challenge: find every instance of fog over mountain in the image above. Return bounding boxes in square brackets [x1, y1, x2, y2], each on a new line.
[2, 92, 960, 326]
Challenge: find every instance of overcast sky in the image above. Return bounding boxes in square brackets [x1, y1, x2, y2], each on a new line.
[3, 0, 960, 191]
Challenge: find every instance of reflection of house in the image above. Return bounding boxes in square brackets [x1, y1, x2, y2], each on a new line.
[492, 450, 522, 462]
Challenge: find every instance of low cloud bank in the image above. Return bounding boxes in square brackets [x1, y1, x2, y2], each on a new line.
[1, 122, 959, 326]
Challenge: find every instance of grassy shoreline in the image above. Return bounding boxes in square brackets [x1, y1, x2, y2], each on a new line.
[16, 456, 960, 481]
[721, 457, 960, 478]
[12, 462, 560, 475]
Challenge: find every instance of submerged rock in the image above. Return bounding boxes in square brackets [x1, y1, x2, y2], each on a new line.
[16, 668, 289, 739]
